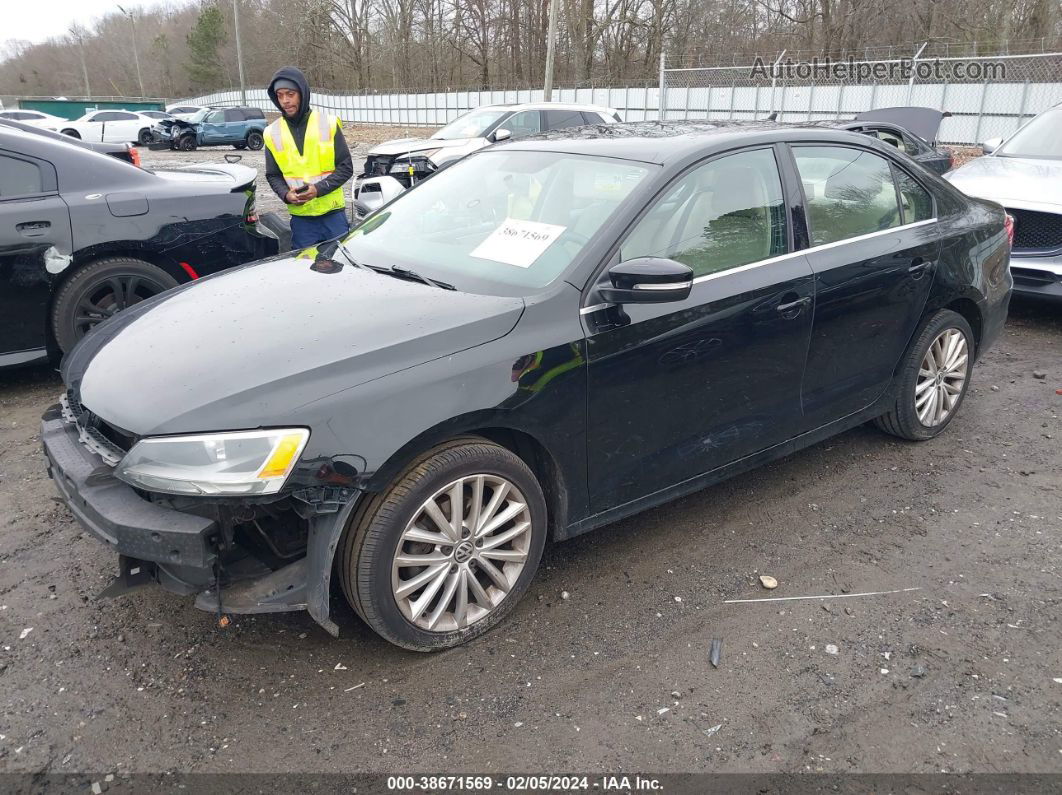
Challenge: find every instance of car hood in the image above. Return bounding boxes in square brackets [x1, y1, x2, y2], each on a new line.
[854, 106, 947, 144]
[69, 255, 524, 436]
[945, 156, 1062, 210]
[369, 137, 480, 156]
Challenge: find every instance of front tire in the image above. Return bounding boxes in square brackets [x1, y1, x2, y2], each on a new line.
[51, 257, 178, 352]
[178, 134, 196, 151]
[338, 438, 547, 651]
[61, 129, 80, 139]
[137, 128, 152, 146]
[874, 309, 974, 440]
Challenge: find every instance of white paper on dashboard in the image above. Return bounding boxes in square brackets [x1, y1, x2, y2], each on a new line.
[469, 218, 567, 268]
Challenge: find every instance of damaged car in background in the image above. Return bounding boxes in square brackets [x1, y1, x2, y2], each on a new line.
[149, 106, 267, 152]
[353, 102, 620, 215]
[0, 123, 279, 369]
[43, 121, 1009, 651]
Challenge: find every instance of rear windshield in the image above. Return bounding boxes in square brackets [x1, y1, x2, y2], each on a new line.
[997, 109, 1062, 159]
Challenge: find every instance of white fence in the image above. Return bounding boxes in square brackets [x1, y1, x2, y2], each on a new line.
[184, 56, 1062, 145]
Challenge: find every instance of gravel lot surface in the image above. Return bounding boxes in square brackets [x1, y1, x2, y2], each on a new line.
[0, 299, 1058, 776]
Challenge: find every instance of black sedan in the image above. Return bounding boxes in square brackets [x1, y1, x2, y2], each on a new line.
[44, 121, 1011, 651]
[0, 124, 278, 367]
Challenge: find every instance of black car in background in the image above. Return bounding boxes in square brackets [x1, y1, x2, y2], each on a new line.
[0, 124, 279, 368]
[828, 106, 954, 175]
[0, 118, 141, 166]
[44, 122, 1010, 651]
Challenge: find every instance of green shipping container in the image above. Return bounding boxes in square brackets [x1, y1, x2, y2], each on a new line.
[18, 99, 165, 120]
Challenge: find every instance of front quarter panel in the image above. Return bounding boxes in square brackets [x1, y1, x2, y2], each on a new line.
[285, 286, 591, 533]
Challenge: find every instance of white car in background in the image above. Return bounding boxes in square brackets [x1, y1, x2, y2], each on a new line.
[353, 102, 621, 216]
[166, 103, 207, 121]
[50, 110, 160, 146]
[0, 109, 69, 128]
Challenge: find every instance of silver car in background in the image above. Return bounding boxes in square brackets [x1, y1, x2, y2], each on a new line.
[945, 104, 1062, 300]
[353, 102, 620, 216]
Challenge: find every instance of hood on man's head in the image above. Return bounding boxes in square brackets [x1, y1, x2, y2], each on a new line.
[268, 66, 311, 122]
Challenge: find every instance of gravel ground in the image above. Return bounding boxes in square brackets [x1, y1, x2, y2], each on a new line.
[138, 123, 437, 219]
[0, 297, 1058, 776]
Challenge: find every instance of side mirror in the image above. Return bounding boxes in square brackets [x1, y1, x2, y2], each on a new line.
[598, 257, 693, 305]
[492, 128, 512, 142]
[981, 137, 1003, 155]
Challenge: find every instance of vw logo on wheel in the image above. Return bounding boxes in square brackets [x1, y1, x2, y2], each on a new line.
[454, 541, 475, 564]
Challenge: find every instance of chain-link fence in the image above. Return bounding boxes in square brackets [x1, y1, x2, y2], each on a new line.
[660, 49, 1062, 144]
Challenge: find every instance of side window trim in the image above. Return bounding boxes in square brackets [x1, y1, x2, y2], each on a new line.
[585, 144, 793, 296]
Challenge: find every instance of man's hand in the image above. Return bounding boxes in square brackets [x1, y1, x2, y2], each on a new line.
[285, 184, 318, 204]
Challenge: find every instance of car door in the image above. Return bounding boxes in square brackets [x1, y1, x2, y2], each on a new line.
[79, 112, 107, 142]
[0, 150, 72, 364]
[200, 110, 226, 144]
[223, 108, 245, 142]
[790, 143, 940, 428]
[107, 111, 142, 143]
[584, 146, 815, 512]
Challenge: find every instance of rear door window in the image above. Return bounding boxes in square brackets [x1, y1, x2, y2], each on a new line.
[0, 154, 44, 197]
[892, 167, 934, 223]
[793, 146, 903, 245]
[224, 109, 244, 123]
[544, 109, 586, 130]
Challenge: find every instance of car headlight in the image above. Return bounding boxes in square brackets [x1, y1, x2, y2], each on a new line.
[115, 428, 309, 496]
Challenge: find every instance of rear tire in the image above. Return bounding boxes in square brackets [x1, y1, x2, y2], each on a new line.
[51, 257, 178, 353]
[338, 437, 547, 651]
[246, 130, 264, 150]
[873, 309, 974, 441]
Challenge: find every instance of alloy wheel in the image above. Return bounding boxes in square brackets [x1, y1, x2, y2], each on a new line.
[73, 274, 169, 338]
[915, 328, 968, 427]
[392, 474, 532, 632]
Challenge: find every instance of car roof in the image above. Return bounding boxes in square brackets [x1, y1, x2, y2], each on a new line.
[499, 120, 913, 165]
[474, 102, 618, 114]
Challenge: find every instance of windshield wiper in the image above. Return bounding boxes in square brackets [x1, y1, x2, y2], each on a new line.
[367, 263, 456, 291]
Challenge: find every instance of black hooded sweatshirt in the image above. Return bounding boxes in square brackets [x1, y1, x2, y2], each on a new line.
[264, 66, 353, 212]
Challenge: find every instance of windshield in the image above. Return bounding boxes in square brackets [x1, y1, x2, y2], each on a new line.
[340, 150, 654, 295]
[997, 109, 1062, 159]
[432, 109, 511, 140]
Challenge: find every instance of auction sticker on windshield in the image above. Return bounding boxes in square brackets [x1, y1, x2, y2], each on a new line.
[470, 218, 567, 268]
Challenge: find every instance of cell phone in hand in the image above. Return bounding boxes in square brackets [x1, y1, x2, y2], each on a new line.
[295, 185, 311, 194]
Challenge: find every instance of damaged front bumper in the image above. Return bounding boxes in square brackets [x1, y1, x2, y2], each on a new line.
[40, 400, 358, 635]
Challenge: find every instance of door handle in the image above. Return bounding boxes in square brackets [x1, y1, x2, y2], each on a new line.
[776, 295, 811, 316]
[908, 258, 934, 279]
[17, 221, 51, 236]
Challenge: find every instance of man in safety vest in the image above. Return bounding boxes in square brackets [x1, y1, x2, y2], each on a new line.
[264, 66, 354, 249]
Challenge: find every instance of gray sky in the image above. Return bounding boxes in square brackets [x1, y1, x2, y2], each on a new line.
[6, 0, 162, 50]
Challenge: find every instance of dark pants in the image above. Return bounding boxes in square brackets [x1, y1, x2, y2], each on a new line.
[290, 209, 350, 250]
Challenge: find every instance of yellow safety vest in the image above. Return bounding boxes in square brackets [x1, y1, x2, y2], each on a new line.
[264, 109, 346, 217]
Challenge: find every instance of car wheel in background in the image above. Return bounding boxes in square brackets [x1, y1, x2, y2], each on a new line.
[246, 130, 264, 150]
[51, 257, 179, 352]
[874, 309, 974, 441]
[137, 128, 152, 146]
[178, 135, 196, 151]
[60, 129, 80, 139]
[338, 437, 547, 651]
